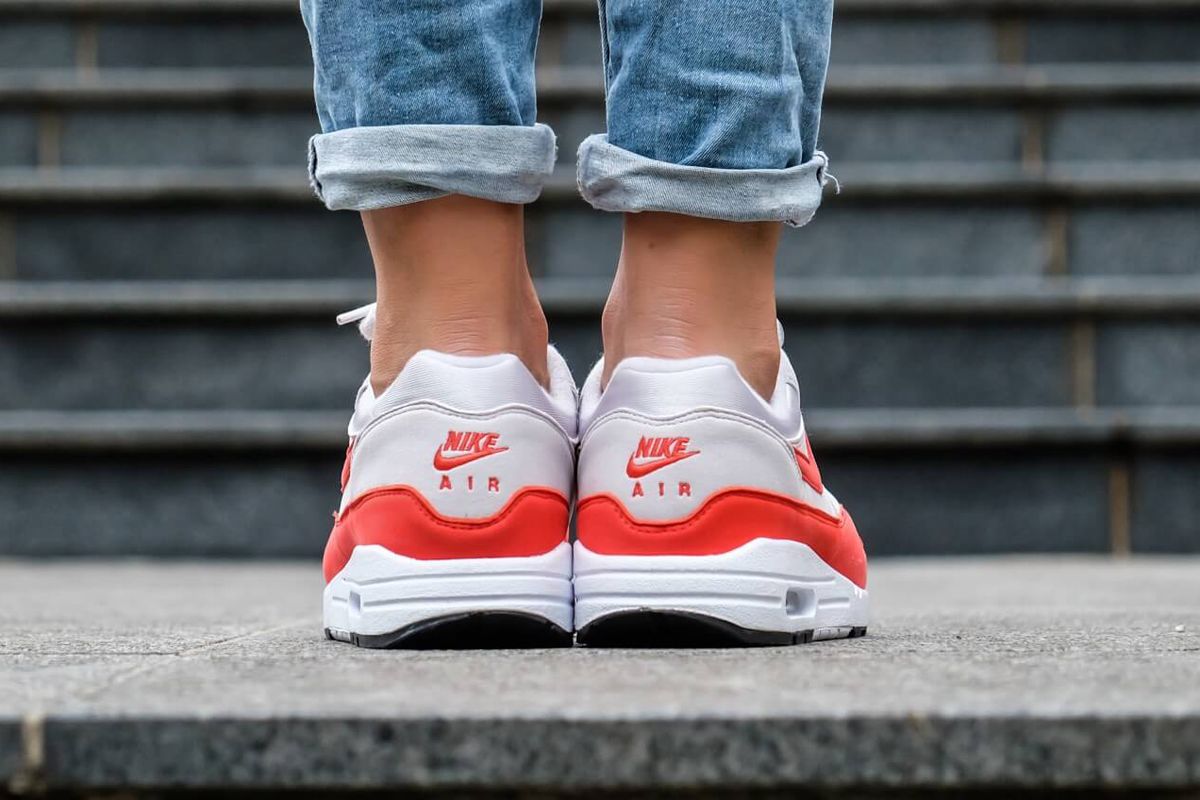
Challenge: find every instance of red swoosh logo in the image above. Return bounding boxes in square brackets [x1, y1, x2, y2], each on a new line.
[793, 434, 824, 493]
[625, 449, 699, 479]
[433, 446, 509, 471]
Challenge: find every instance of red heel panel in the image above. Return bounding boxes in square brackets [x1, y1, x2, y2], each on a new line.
[323, 486, 570, 582]
[575, 489, 867, 589]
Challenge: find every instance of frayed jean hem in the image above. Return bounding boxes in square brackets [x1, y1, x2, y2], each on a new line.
[576, 134, 831, 227]
[308, 123, 557, 211]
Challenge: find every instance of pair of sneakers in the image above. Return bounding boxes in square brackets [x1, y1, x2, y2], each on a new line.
[323, 304, 868, 648]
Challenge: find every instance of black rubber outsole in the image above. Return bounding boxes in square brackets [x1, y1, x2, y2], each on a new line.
[576, 610, 868, 648]
[325, 611, 573, 650]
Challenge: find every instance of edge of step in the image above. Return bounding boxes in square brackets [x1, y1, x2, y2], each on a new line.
[3, 406, 1199, 451]
[5, 277, 1200, 317]
[2, 162, 1200, 203]
[5, 712, 1200, 792]
[4, 65, 1200, 104]
[2, 0, 1199, 14]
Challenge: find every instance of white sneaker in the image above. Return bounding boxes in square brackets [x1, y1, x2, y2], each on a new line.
[573, 331, 869, 646]
[322, 304, 578, 648]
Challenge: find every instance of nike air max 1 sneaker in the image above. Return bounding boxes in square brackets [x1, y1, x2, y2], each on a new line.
[322, 304, 578, 648]
[573, 330, 868, 646]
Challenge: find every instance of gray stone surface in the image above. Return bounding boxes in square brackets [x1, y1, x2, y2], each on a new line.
[0, 316, 1079, 411]
[549, 316, 603, 380]
[1096, 321, 1200, 406]
[820, 106, 1023, 164]
[0, 561, 315, 656]
[1132, 455, 1200, 553]
[1025, 16, 1200, 64]
[12, 207, 373, 280]
[537, 204, 1048, 279]
[824, 450, 1111, 555]
[0, 718, 17, 789]
[778, 205, 1047, 278]
[1070, 204, 1200, 276]
[59, 109, 317, 167]
[0, 452, 338, 557]
[0, 558, 1197, 790]
[0, 21, 74, 69]
[541, 14, 604, 67]
[527, 205, 623, 281]
[17, 87, 1200, 174]
[0, 439, 1173, 557]
[831, 16, 997, 65]
[5, 187, 1197, 282]
[1047, 104, 1200, 163]
[0, 318, 368, 410]
[6, 196, 1193, 283]
[95, 18, 312, 68]
[0, 113, 37, 169]
[785, 319, 1072, 409]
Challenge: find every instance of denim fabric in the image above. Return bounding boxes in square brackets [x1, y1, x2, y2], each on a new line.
[301, 0, 833, 223]
[309, 123, 556, 209]
[300, 0, 554, 209]
[578, 138, 829, 226]
[580, 0, 834, 224]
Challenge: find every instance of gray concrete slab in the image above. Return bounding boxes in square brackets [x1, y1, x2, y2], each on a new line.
[1, 556, 1198, 792]
[0, 561, 316, 655]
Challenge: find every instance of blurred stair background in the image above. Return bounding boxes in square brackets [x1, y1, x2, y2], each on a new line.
[0, 0, 1198, 558]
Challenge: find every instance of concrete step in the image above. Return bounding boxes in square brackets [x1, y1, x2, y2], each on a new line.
[0, 407, 1197, 557]
[3, 65, 1199, 169]
[2, 0, 1199, 71]
[1, 556, 1197, 794]
[9, 275, 1200, 314]
[3, 277, 1200, 410]
[1, 556, 1198, 794]
[0, 166, 1196, 281]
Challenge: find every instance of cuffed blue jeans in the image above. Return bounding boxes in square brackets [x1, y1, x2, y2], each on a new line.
[301, 0, 834, 226]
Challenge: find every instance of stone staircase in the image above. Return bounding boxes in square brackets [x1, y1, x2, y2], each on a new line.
[1, 0, 1198, 558]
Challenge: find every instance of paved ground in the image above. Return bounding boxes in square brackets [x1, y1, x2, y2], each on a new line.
[1, 556, 1198, 794]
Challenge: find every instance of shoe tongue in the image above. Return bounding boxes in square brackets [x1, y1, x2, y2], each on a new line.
[336, 303, 376, 341]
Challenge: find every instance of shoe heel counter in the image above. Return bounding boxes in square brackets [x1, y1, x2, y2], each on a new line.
[324, 405, 573, 580]
[576, 411, 865, 589]
[578, 410, 806, 522]
[575, 356, 866, 590]
[344, 404, 573, 516]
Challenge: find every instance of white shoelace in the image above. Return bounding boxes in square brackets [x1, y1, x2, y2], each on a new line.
[336, 302, 376, 340]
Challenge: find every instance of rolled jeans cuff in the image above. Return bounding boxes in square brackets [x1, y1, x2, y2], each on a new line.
[576, 134, 831, 227]
[308, 123, 557, 211]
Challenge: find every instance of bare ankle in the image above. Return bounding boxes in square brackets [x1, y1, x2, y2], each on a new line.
[369, 301, 548, 396]
[362, 196, 549, 394]
[602, 212, 782, 400]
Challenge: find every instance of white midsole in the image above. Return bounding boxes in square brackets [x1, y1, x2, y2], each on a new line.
[323, 542, 574, 637]
[573, 538, 869, 636]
